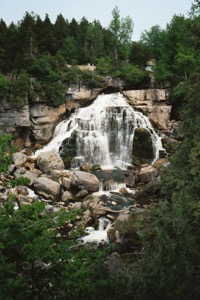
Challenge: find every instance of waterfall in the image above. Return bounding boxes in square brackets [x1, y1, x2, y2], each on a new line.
[34, 93, 163, 169]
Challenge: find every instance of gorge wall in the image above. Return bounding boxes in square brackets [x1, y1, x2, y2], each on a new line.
[0, 86, 172, 149]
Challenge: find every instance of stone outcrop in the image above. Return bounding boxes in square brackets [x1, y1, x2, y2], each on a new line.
[138, 165, 159, 184]
[36, 151, 65, 173]
[123, 89, 171, 131]
[132, 128, 154, 165]
[0, 85, 172, 147]
[71, 171, 100, 192]
[34, 177, 61, 198]
[0, 105, 30, 129]
[30, 104, 66, 143]
[12, 152, 28, 168]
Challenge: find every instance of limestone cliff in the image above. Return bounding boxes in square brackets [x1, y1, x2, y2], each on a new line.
[0, 86, 172, 148]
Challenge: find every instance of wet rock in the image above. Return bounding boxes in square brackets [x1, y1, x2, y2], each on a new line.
[82, 209, 93, 228]
[80, 164, 91, 172]
[103, 179, 114, 191]
[76, 189, 89, 199]
[125, 173, 136, 188]
[81, 195, 100, 211]
[139, 165, 158, 184]
[91, 164, 102, 171]
[92, 204, 107, 219]
[71, 171, 100, 192]
[132, 128, 154, 165]
[119, 187, 129, 194]
[59, 132, 77, 169]
[153, 158, 169, 170]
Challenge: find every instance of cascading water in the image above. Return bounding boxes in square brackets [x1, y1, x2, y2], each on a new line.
[34, 93, 163, 169]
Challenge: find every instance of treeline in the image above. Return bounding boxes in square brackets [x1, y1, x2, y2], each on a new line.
[0, 8, 152, 108]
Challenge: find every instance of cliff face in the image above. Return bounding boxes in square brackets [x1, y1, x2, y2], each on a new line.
[123, 89, 171, 131]
[0, 86, 172, 149]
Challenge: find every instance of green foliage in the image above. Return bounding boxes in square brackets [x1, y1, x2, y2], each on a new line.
[120, 63, 146, 85]
[0, 134, 15, 173]
[0, 73, 30, 109]
[96, 57, 113, 76]
[61, 36, 80, 64]
[129, 41, 152, 68]
[108, 6, 134, 61]
[0, 201, 112, 299]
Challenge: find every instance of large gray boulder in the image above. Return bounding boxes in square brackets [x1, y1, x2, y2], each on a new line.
[34, 177, 61, 198]
[37, 151, 65, 174]
[13, 152, 28, 168]
[71, 171, 99, 192]
[139, 166, 158, 184]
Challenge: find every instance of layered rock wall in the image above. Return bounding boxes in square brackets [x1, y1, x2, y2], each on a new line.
[0, 87, 172, 147]
[123, 89, 171, 131]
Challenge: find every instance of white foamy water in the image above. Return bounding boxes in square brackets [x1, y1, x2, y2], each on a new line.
[78, 217, 112, 245]
[33, 93, 163, 169]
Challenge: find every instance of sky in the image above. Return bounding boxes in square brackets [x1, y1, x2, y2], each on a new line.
[1, 0, 193, 41]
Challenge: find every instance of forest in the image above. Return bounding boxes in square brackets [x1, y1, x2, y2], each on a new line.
[1, 0, 200, 299]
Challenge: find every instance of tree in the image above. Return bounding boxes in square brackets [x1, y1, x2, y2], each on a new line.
[54, 14, 69, 48]
[140, 25, 164, 60]
[0, 19, 8, 72]
[119, 63, 146, 86]
[37, 14, 57, 55]
[85, 21, 104, 64]
[108, 6, 134, 62]
[61, 36, 80, 64]
[129, 41, 152, 68]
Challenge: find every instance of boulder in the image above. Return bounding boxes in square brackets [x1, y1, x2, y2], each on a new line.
[161, 136, 180, 153]
[125, 174, 136, 188]
[119, 187, 129, 194]
[81, 210, 93, 228]
[34, 177, 61, 198]
[132, 128, 154, 165]
[37, 151, 65, 173]
[12, 152, 27, 168]
[81, 195, 100, 211]
[139, 166, 158, 184]
[76, 190, 89, 199]
[14, 168, 40, 185]
[61, 191, 73, 203]
[71, 171, 100, 192]
[80, 164, 91, 172]
[59, 132, 77, 169]
[62, 177, 71, 190]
